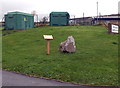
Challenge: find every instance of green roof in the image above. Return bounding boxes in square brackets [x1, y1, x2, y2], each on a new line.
[7, 11, 33, 16]
[50, 12, 69, 15]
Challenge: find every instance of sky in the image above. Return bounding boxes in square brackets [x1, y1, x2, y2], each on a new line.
[0, 0, 120, 21]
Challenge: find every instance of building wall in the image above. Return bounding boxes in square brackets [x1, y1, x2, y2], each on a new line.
[98, 20, 119, 25]
[94, 14, 119, 26]
[69, 17, 93, 25]
[5, 14, 15, 30]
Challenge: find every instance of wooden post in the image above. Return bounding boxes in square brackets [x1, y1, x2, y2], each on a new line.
[43, 35, 53, 55]
[108, 23, 111, 34]
[47, 40, 50, 55]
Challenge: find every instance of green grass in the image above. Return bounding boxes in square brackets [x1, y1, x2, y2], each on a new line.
[2, 26, 118, 86]
[2, 29, 17, 36]
[0, 27, 4, 31]
[0, 27, 2, 68]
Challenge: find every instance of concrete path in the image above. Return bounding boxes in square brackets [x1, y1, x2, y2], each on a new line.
[2, 70, 81, 86]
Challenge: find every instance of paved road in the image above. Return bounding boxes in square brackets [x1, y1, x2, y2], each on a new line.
[2, 70, 117, 88]
[2, 70, 81, 86]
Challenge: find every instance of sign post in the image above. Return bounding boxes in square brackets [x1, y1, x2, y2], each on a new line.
[108, 23, 119, 34]
[43, 35, 53, 55]
[111, 24, 119, 33]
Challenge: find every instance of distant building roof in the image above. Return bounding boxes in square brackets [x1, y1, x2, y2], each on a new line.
[94, 18, 120, 20]
[97, 14, 120, 18]
[70, 17, 93, 20]
[94, 14, 120, 20]
[101, 14, 120, 17]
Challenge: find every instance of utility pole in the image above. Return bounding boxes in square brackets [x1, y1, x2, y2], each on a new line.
[83, 13, 84, 18]
[74, 15, 75, 26]
[83, 12, 84, 25]
[36, 14, 39, 27]
[118, 1, 120, 28]
[97, 1, 98, 24]
[99, 12, 101, 24]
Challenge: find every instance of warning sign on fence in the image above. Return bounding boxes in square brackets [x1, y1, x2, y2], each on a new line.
[108, 23, 119, 34]
[111, 24, 119, 33]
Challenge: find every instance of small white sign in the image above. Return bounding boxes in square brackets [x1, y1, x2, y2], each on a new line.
[43, 35, 53, 40]
[111, 25, 119, 33]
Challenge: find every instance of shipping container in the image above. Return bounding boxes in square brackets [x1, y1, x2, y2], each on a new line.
[5, 11, 34, 30]
[50, 12, 69, 26]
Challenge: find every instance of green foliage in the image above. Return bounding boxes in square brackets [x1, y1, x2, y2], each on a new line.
[2, 26, 118, 86]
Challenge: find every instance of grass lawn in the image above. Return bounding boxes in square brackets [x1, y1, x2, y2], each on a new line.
[0, 27, 4, 31]
[2, 29, 17, 36]
[0, 27, 2, 68]
[2, 26, 118, 86]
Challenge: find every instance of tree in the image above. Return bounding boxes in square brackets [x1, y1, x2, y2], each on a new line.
[41, 16, 48, 24]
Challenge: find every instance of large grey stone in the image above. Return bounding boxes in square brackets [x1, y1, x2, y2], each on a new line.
[59, 36, 76, 53]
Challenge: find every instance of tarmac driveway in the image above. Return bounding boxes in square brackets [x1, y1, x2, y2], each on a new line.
[2, 70, 117, 88]
[2, 70, 79, 86]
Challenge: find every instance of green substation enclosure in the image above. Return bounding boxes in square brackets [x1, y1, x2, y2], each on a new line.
[50, 12, 70, 26]
[5, 12, 34, 30]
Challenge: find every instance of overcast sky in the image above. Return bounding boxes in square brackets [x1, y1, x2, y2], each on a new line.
[0, 0, 120, 21]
